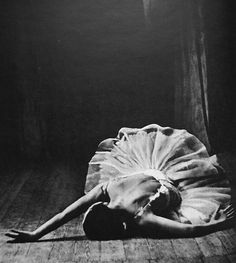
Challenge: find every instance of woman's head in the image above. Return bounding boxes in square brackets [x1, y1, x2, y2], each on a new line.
[83, 202, 132, 240]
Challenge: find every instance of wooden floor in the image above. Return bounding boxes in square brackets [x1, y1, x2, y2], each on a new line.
[0, 157, 236, 263]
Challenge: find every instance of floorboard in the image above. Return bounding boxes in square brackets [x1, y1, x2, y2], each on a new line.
[195, 233, 228, 257]
[0, 169, 32, 225]
[147, 238, 177, 262]
[0, 159, 235, 263]
[123, 238, 150, 261]
[171, 238, 202, 261]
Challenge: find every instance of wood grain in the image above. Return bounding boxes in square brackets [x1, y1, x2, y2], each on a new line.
[0, 164, 235, 263]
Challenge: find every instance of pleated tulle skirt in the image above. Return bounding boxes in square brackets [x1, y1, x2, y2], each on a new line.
[85, 124, 232, 224]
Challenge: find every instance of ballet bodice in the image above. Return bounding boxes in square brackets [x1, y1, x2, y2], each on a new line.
[105, 171, 178, 217]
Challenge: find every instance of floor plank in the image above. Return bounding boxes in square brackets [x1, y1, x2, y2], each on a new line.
[171, 238, 203, 261]
[0, 169, 32, 226]
[147, 238, 177, 262]
[26, 167, 77, 263]
[23, 171, 61, 262]
[216, 229, 236, 255]
[123, 238, 150, 261]
[0, 169, 49, 262]
[0, 168, 17, 202]
[195, 232, 228, 257]
[71, 215, 92, 262]
[77, 240, 101, 262]
[100, 239, 126, 261]
[202, 255, 229, 263]
[0, 161, 235, 263]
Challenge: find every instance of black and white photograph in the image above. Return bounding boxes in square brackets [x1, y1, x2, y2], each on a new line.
[0, 0, 235, 262]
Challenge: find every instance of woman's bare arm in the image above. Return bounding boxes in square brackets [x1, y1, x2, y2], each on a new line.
[135, 205, 235, 238]
[6, 183, 107, 241]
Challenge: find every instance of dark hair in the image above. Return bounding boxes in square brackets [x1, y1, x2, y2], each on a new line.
[83, 202, 132, 240]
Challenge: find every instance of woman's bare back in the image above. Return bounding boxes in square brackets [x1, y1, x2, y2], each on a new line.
[106, 173, 161, 215]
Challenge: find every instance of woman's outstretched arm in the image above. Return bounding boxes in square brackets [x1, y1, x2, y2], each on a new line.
[135, 205, 235, 238]
[6, 183, 107, 242]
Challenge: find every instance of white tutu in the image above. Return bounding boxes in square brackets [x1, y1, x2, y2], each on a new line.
[85, 124, 231, 224]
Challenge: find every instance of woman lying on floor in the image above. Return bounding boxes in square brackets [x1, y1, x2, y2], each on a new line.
[6, 124, 235, 241]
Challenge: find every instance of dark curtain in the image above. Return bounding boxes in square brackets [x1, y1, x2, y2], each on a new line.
[175, 0, 235, 154]
[174, 0, 210, 151]
[202, 0, 235, 153]
[143, 0, 235, 154]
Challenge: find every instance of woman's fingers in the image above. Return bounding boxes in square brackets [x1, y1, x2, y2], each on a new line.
[226, 210, 235, 218]
[5, 229, 37, 243]
[5, 232, 19, 238]
[223, 205, 235, 221]
[224, 204, 234, 212]
[225, 207, 235, 213]
[5, 230, 27, 239]
[10, 229, 30, 235]
[225, 207, 234, 213]
[224, 205, 235, 215]
[212, 204, 235, 219]
[10, 229, 21, 234]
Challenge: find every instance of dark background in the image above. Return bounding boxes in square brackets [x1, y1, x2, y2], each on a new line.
[0, 0, 235, 170]
[203, 0, 235, 153]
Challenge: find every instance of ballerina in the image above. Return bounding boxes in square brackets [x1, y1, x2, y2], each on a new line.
[6, 124, 235, 241]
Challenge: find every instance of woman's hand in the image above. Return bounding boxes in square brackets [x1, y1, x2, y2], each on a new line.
[209, 204, 235, 227]
[5, 229, 39, 242]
